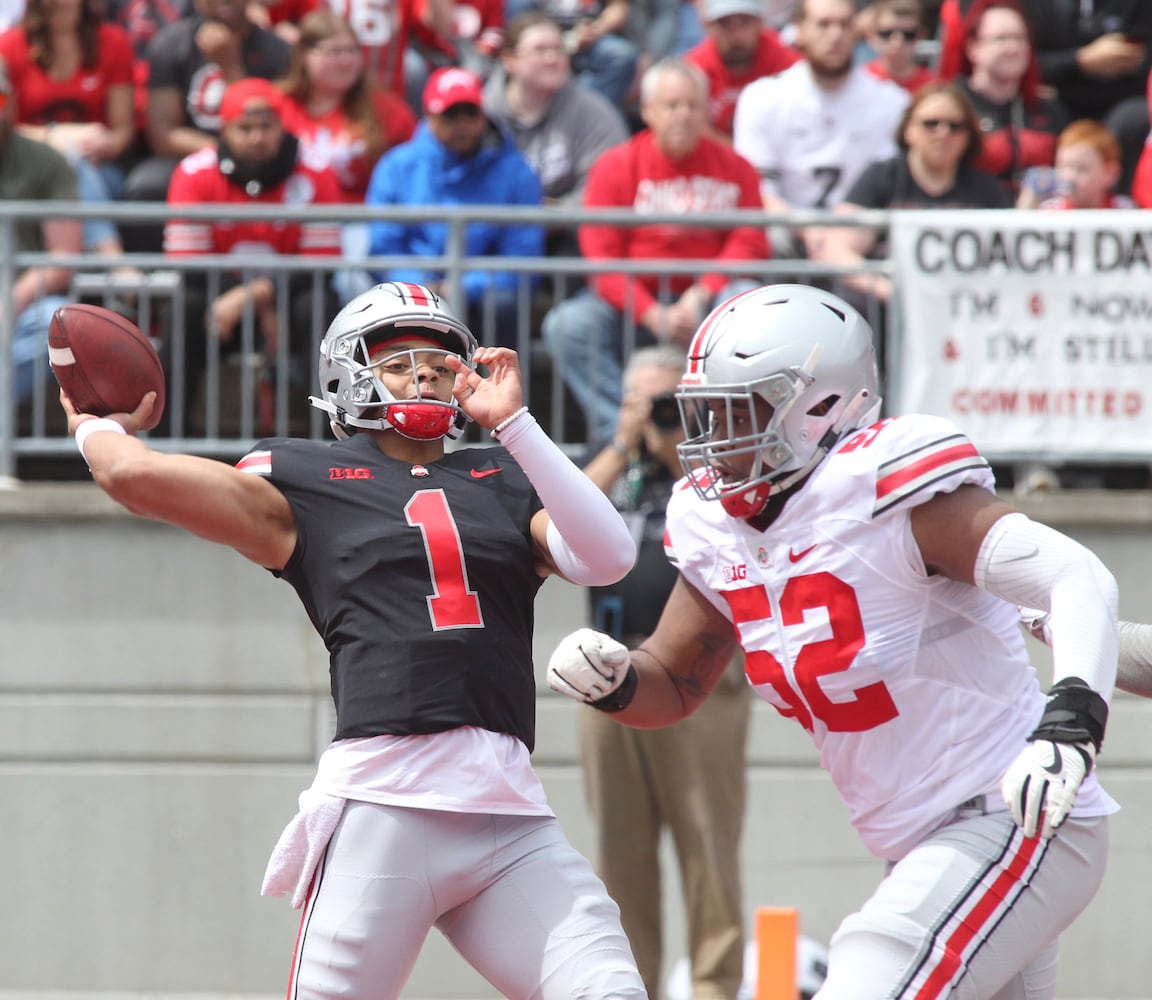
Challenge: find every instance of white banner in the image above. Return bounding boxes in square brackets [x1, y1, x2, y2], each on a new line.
[889, 210, 1152, 460]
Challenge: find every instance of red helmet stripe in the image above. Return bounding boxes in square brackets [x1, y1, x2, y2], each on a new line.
[400, 282, 431, 307]
[686, 286, 763, 375]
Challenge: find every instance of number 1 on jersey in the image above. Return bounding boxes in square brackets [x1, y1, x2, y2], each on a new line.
[405, 490, 484, 630]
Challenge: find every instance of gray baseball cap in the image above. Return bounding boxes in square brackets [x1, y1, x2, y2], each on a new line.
[700, 0, 766, 21]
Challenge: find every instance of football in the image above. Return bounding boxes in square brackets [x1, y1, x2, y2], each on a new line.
[49, 304, 166, 430]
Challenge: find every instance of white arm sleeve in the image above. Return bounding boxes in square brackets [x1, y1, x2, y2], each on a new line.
[495, 411, 637, 586]
[1118, 621, 1152, 697]
[973, 512, 1118, 699]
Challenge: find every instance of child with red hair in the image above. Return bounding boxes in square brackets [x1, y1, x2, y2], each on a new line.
[1017, 118, 1135, 210]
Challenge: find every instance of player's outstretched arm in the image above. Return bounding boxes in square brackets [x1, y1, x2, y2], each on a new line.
[1023, 614, 1152, 699]
[547, 575, 739, 728]
[62, 391, 297, 570]
[914, 484, 1118, 839]
[1116, 621, 1152, 697]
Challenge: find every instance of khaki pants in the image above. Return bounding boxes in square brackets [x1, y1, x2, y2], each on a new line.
[579, 656, 752, 999]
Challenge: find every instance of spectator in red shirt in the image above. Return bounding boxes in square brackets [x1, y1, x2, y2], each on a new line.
[863, 0, 935, 94]
[940, 0, 1067, 195]
[279, 8, 415, 201]
[541, 57, 768, 441]
[279, 7, 416, 301]
[684, 0, 799, 141]
[0, 0, 136, 255]
[119, 0, 292, 253]
[164, 77, 342, 433]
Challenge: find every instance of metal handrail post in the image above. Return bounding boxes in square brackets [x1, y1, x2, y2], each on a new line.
[445, 216, 466, 315]
[0, 214, 16, 482]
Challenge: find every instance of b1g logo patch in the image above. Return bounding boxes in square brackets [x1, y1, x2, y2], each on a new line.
[330, 467, 374, 480]
[723, 563, 748, 583]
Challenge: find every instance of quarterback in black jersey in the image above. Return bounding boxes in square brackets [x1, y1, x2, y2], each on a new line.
[61, 281, 647, 999]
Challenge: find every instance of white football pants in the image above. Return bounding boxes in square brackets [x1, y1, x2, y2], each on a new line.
[287, 799, 648, 999]
[815, 810, 1108, 1000]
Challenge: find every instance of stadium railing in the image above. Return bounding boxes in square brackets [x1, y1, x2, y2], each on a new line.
[0, 200, 894, 480]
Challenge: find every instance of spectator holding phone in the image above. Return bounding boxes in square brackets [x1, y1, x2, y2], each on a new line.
[1017, 118, 1136, 209]
[1014, 116, 1135, 495]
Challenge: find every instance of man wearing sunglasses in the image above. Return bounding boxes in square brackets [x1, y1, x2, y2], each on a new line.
[577, 344, 753, 1000]
[862, 0, 935, 94]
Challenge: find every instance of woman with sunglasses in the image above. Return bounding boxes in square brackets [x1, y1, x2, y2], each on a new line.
[810, 81, 1009, 304]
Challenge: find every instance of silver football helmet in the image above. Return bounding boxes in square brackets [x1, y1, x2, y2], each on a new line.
[676, 284, 881, 518]
[310, 282, 478, 441]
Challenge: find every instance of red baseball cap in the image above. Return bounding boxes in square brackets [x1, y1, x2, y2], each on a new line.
[219, 78, 284, 124]
[422, 67, 484, 115]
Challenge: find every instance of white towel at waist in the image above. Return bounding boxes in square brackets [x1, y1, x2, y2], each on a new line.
[261, 790, 346, 909]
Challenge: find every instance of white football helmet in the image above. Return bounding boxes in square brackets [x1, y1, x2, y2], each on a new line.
[676, 284, 881, 518]
[310, 282, 478, 441]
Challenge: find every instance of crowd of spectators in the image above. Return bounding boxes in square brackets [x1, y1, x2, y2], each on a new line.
[3, 0, 1151, 473]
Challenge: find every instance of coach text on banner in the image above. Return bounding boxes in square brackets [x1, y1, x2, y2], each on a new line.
[889, 210, 1152, 462]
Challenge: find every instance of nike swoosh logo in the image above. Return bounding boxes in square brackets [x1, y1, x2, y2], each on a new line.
[471, 468, 503, 479]
[789, 544, 816, 563]
[1043, 748, 1064, 775]
[1005, 547, 1040, 562]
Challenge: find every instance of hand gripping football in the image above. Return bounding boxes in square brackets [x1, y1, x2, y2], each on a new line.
[49, 304, 166, 429]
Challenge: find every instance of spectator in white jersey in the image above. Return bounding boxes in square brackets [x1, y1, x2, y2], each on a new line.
[547, 282, 1119, 1000]
[732, 0, 909, 255]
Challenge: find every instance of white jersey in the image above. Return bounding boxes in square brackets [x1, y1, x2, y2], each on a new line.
[733, 63, 909, 209]
[666, 413, 1116, 861]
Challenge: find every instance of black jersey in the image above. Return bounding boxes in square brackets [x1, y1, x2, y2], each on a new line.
[845, 155, 1011, 210]
[239, 435, 545, 749]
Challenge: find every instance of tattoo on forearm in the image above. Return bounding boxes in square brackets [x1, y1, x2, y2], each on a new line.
[637, 631, 731, 702]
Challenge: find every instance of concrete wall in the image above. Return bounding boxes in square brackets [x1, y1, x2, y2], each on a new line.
[2, 484, 1151, 1000]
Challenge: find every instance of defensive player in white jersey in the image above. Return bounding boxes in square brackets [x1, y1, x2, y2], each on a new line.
[733, 0, 908, 222]
[547, 283, 1119, 1000]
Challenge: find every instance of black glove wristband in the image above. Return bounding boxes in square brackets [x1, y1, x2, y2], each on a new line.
[589, 663, 638, 713]
[1029, 676, 1109, 752]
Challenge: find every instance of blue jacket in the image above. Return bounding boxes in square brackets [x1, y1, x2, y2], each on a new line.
[366, 121, 545, 302]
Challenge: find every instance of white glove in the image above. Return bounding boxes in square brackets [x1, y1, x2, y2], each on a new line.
[547, 627, 631, 703]
[1000, 739, 1095, 839]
